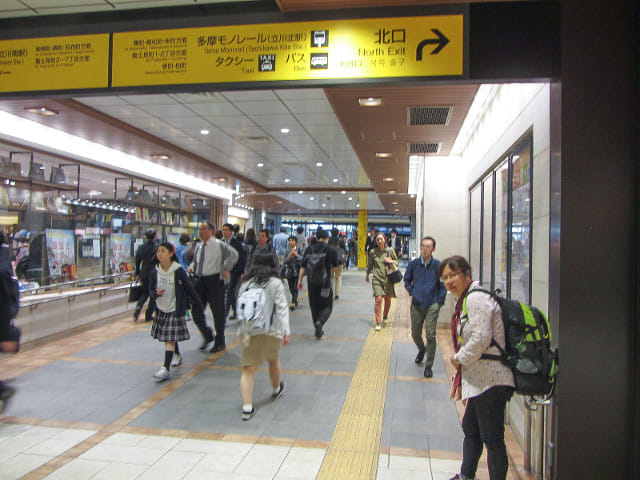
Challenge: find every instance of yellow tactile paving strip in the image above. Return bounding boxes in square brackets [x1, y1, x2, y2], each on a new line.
[316, 300, 395, 480]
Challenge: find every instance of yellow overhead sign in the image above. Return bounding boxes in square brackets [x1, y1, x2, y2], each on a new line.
[112, 15, 463, 87]
[0, 34, 110, 93]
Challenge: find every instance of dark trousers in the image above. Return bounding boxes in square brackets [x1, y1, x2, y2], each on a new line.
[225, 274, 240, 318]
[135, 277, 156, 321]
[287, 277, 298, 304]
[461, 385, 514, 480]
[308, 286, 333, 327]
[191, 274, 225, 346]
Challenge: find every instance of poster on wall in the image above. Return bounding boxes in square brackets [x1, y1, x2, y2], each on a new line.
[111, 233, 132, 273]
[166, 232, 180, 248]
[45, 229, 76, 283]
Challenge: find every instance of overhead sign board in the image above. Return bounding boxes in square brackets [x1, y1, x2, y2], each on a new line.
[112, 15, 463, 87]
[0, 34, 110, 93]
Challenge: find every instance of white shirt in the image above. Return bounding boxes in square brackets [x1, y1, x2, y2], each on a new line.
[191, 237, 238, 276]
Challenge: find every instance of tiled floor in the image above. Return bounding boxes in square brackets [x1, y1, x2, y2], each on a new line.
[0, 270, 530, 480]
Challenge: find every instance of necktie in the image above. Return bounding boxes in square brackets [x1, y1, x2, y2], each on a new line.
[197, 242, 205, 277]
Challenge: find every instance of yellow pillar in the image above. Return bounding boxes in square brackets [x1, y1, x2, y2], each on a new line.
[357, 210, 367, 269]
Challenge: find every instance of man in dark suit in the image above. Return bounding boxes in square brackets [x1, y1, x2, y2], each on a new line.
[134, 228, 158, 322]
[365, 227, 377, 253]
[222, 223, 245, 320]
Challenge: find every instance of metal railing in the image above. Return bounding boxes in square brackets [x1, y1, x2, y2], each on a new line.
[19, 272, 134, 308]
[523, 397, 553, 479]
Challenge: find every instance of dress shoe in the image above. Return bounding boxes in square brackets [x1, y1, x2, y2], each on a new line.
[415, 350, 426, 364]
[198, 338, 213, 351]
[424, 366, 433, 378]
[210, 344, 226, 353]
[314, 322, 323, 339]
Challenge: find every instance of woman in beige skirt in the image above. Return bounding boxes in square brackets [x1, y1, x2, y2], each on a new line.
[237, 252, 290, 421]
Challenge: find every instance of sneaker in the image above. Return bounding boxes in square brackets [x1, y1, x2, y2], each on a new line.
[374, 323, 382, 331]
[382, 316, 389, 325]
[0, 384, 15, 414]
[424, 366, 433, 378]
[153, 366, 170, 382]
[415, 350, 426, 364]
[334, 295, 339, 300]
[242, 407, 256, 421]
[271, 380, 286, 401]
[290, 303, 295, 311]
[171, 354, 182, 367]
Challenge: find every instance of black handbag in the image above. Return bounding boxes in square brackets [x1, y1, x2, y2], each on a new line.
[0, 321, 21, 353]
[128, 282, 144, 303]
[385, 249, 402, 284]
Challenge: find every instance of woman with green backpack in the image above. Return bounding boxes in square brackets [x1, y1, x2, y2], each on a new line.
[439, 255, 515, 480]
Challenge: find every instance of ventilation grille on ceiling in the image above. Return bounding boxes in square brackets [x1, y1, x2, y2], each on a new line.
[238, 135, 273, 145]
[408, 106, 452, 126]
[408, 142, 441, 154]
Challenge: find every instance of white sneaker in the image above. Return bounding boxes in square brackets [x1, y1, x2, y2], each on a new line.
[171, 354, 182, 367]
[374, 323, 382, 331]
[153, 366, 170, 382]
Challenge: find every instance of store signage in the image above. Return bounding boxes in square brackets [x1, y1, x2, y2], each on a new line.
[0, 34, 110, 93]
[111, 14, 464, 86]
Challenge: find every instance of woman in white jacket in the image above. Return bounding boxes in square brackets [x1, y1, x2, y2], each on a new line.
[236, 252, 290, 421]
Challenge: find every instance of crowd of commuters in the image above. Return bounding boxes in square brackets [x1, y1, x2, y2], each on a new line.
[1, 221, 515, 479]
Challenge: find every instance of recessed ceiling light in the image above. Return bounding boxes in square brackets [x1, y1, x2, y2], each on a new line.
[322, 203, 326, 207]
[298, 190, 303, 194]
[410, 194, 416, 198]
[383, 177, 394, 182]
[216, 177, 227, 182]
[284, 178, 290, 183]
[341, 191, 346, 194]
[25, 107, 58, 116]
[200, 129, 210, 135]
[280, 128, 290, 134]
[332, 178, 338, 183]
[388, 190, 397, 194]
[376, 152, 391, 158]
[358, 97, 383, 107]
[316, 162, 323, 167]
[276, 200, 283, 204]
[310, 196, 315, 200]
[101, 180, 107, 184]
[296, 208, 301, 211]
[257, 163, 264, 167]
[348, 196, 353, 201]
[151, 153, 171, 160]
[356, 203, 360, 207]
[394, 208, 400, 212]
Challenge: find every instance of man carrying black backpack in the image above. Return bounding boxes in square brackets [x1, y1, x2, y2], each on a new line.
[297, 229, 339, 339]
[134, 228, 159, 322]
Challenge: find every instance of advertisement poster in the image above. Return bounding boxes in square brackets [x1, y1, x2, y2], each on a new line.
[45, 229, 76, 282]
[111, 233, 132, 273]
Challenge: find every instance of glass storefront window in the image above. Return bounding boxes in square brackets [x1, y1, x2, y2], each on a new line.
[494, 159, 509, 295]
[510, 141, 532, 303]
[481, 177, 493, 289]
[469, 186, 481, 279]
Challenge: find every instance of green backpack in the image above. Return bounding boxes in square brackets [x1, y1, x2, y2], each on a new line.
[463, 288, 558, 400]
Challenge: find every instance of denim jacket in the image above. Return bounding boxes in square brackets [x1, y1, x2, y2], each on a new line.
[403, 256, 446, 308]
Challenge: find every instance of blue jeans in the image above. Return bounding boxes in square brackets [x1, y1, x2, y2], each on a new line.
[461, 385, 514, 480]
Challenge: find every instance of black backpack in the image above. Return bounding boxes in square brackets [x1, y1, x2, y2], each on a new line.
[464, 288, 558, 400]
[305, 249, 328, 287]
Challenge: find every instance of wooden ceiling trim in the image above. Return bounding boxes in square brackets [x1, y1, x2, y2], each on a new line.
[276, 0, 512, 11]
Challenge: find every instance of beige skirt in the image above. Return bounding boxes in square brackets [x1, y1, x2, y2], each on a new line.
[241, 334, 282, 367]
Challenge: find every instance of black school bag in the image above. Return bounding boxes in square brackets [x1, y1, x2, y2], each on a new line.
[464, 288, 558, 400]
[305, 247, 328, 287]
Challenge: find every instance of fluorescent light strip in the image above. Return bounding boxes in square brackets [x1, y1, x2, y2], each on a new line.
[0, 110, 233, 201]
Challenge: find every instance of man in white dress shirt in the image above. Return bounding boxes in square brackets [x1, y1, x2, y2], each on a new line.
[188, 221, 238, 353]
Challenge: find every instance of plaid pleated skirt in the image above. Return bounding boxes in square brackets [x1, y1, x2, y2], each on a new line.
[150, 310, 190, 342]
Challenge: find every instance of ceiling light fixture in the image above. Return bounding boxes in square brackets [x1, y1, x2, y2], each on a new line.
[341, 191, 346, 194]
[298, 190, 303, 194]
[25, 107, 58, 116]
[391, 201, 399, 205]
[358, 97, 382, 107]
[257, 163, 264, 167]
[316, 162, 323, 167]
[200, 129, 210, 135]
[151, 153, 171, 160]
[383, 177, 394, 182]
[376, 152, 391, 158]
[348, 196, 353, 201]
[388, 190, 397, 194]
[280, 128, 290, 134]
[216, 177, 227, 182]
[332, 178, 338, 183]
[310, 196, 315, 201]
[284, 178, 290, 183]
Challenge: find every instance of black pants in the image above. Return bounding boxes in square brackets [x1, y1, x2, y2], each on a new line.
[308, 285, 333, 328]
[191, 274, 225, 346]
[286, 277, 298, 304]
[135, 277, 156, 321]
[225, 274, 241, 317]
[461, 385, 514, 480]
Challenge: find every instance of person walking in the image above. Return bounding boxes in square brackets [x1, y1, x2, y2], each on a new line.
[282, 236, 302, 310]
[297, 229, 339, 339]
[222, 223, 246, 321]
[366, 232, 398, 331]
[295, 226, 307, 255]
[0, 231, 17, 412]
[237, 252, 290, 421]
[403, 236, 446, 377]
[440, 255, 515, 480]
[149, 242, 203, 382]
[328, 228, 346, 300]
[175, 233, 191, 270]
[134, 228, 159, 322]
[187, 221, 238, 353]
[272, 227, 289, 265]
[246, 229, 279, 273]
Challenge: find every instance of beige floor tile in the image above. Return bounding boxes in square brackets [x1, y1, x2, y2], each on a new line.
[430, 457, 461, 474]
[42, 458, 110, 480]
[137, 434, 182, 450]
[0, 452, 52, 480]
[102, 432, 148, 446]
[79, 443, 167, 465]
[91, 462, 148, 480]
[173, 438, 253, 456]
[193, 452, 245, 472]
[388, 454, 430, 471]
[135, 451, 205, 480]
[235, 444, 291, 477]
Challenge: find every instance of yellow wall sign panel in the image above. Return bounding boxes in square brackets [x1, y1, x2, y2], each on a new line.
[112, 15, 463, 87]
[0, 34, 110, 93]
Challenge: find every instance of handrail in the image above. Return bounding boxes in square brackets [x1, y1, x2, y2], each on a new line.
[20, 272, 134, 297]
[19, 278, 134, 309]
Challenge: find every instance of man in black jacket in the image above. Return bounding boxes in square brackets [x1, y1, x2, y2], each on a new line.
[222, 223, 245, 320]
[134, 228, 158, 322]
[0, 231, 17, 412]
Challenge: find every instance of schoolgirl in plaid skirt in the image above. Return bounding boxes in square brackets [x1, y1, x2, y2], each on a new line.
[149, 241, 203, 382]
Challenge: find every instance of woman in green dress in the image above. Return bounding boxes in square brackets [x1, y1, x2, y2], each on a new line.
[365, 232, 398, 331]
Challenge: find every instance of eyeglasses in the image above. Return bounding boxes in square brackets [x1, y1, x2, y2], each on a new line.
[441, 271, 461, 282]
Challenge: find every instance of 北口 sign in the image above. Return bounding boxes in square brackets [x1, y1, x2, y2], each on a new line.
[111, 15, 464, 87]
[0, 34, 110, 92]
